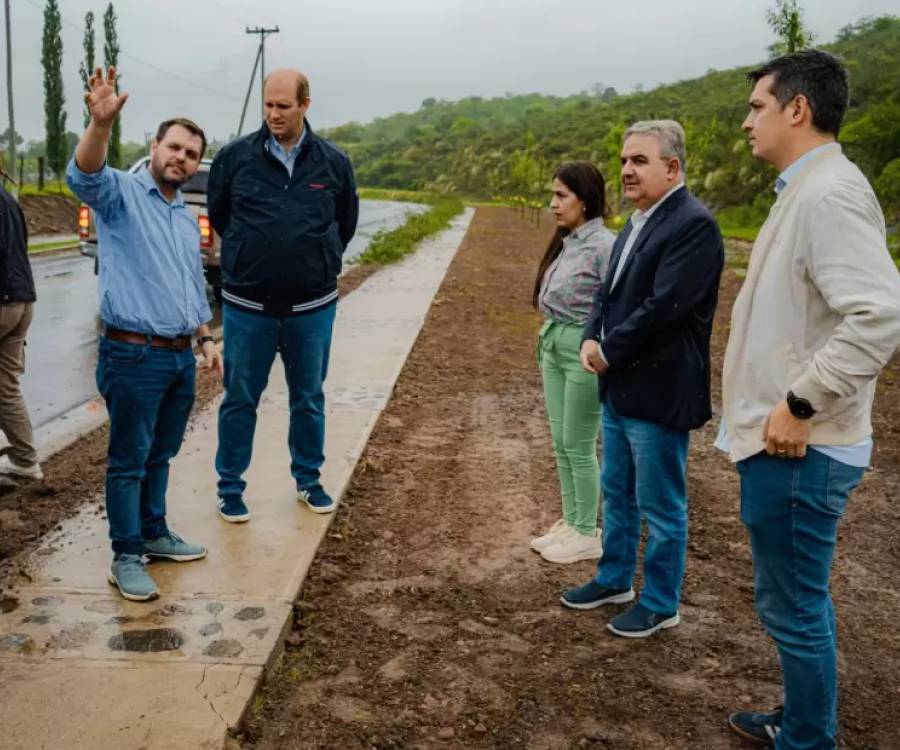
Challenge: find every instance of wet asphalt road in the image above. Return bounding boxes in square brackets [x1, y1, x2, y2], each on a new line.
[23, 199, 426, 429]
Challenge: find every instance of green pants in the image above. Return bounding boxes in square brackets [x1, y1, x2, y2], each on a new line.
[538, 320, 601, 534]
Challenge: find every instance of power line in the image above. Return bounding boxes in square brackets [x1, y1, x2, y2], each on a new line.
[19, 0, 241, 103]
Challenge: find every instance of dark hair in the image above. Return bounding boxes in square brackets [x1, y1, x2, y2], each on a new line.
[532, 161, 610, 308]
[155, 117, 207, 158]
[747, 50, 849, 137]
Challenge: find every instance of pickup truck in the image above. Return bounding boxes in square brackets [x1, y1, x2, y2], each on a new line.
[78, 156, 222, 299]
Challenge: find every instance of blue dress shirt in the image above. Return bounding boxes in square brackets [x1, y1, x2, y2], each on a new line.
[266, 129, 307, 177]
[66, 158, 212, 338]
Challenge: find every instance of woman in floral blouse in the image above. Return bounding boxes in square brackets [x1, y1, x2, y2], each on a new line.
[531, 162, 616, 564]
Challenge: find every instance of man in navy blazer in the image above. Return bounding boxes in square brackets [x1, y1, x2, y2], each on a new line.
[560, 120, 724, 638]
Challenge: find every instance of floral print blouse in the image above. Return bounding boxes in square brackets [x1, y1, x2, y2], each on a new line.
[538, 217, 616, 325]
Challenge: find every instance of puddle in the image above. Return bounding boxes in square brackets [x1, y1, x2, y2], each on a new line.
[22, 615, 51, 625]
[48, 622, 99, 649]
[0, 633, 33, 653]
[199, 622, 223, 638]
[84, 601, 120, 615]
[108, 627, 185, 653]
[235, 607, 265, 621]
[31, 596, 64, 608]
[249, 627, 270, 640]
[0, 597, 20, 614]
[206, 602, 224, 616]
[154, 604, 191, 618]
[203, 639, 244, 658]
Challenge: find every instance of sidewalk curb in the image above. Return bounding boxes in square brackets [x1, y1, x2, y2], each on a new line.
[0, 210, 475, 750]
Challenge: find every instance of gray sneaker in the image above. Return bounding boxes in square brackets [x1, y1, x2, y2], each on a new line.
[143, 531, 207, 562]
[108, 554, 159, 601]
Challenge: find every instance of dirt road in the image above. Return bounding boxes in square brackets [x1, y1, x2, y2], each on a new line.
[238, 207, 900, 750]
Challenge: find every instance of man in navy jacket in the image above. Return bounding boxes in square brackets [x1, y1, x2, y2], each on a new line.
[208, 68, 359, 522]
[560, 120, 724, 638]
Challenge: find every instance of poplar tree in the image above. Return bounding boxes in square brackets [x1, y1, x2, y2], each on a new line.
[103, 3, 122, 167]
[78, 11, 96, 128]
[41, 0, 67, 178]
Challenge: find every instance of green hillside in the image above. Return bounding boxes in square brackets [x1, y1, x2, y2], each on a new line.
[325, 16, 900, 227]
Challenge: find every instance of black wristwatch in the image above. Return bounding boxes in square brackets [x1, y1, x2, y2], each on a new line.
[787, 390, 816, 420]
[197, 335, 215, 347]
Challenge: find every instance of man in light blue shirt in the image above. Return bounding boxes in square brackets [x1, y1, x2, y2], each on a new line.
[724, 51, 900, 750]
[715, 143, 872, 470]
[67, 67, 222, 602]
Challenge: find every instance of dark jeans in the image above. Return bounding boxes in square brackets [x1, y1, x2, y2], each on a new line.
[216, 302, 336, 499]
[738, 450, 865, 750]
[96, 337, 196, 555]
[594, 399, 690, 614]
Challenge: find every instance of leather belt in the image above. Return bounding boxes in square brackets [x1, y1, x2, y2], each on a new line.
[105, 327, 192, 351]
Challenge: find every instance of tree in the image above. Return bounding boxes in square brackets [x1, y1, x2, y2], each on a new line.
[103, 3, 122, 167]
[78, 11, 96, 128]
[766, 0, 814, 56]
[41, 0, 67, 178]
[0, 126, 23, 148]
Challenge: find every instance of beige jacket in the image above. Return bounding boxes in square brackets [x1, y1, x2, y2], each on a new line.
[722, 143, 900, 463]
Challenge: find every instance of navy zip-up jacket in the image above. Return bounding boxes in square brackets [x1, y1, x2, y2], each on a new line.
[207, 120, 359, 316]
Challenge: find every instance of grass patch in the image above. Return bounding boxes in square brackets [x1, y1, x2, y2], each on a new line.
[18, 183, 75, 198]
[718, 223, 759, 241]
[28, 239, 79, 254]
[889, 231, 899, 270]
[355, 197, 465, 265]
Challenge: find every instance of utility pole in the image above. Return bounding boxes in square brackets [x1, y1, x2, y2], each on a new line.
[240, 25, 278, 131]
[4, 0, 17, 190]
[236, 43, 262, 138]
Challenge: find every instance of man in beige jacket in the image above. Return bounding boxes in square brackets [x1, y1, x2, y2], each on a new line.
[720, 51, 900, 750]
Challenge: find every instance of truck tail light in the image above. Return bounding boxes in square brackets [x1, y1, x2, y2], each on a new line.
[78, 205, 90, 239]
[198, 215, 213, 249]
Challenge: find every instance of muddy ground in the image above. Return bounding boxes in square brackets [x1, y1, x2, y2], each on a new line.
[19, 194, 80, 236]
[235, 207, 900, 750]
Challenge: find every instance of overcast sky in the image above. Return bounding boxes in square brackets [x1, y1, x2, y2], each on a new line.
[4, 0, 897, 144]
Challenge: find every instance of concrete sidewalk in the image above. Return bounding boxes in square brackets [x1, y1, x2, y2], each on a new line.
[0, 209, 474, 750]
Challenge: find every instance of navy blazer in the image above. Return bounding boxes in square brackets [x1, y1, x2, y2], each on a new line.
[583, 187, 724, 431]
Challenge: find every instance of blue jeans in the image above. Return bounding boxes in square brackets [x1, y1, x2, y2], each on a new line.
[594, 399, 690, 614]
[96, 337, 196, 555]
[738, 450, 864, 750]
[216, 302, 336, 498]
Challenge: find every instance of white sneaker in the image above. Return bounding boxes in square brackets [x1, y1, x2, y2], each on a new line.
[0, 454, 43, 480]
[541, 527, 602, 564]
[530, 518, 569, 552]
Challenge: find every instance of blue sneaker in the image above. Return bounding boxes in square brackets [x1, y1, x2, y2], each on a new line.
[607, 602, 680, 638]
[297, 484, 335, 514]
[560, 580, 635, 610]
[108, 554, 159, 602]
[144, 531, 207, 562]
[727, 706, 782, 747]
[218, 495, 251, 523]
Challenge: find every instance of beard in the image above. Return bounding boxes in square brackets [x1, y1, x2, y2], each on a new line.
[150, 158, 191, 190]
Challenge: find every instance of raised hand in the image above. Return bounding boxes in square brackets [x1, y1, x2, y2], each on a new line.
[85, 67, 128, 127]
